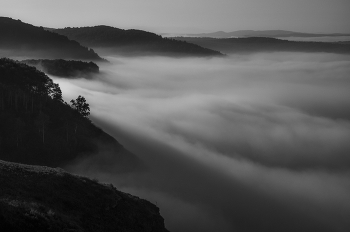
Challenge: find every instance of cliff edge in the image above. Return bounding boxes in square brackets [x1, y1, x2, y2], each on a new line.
[0, 160, 169, 232]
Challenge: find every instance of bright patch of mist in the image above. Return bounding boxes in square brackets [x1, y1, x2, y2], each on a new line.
[52, 53, 350, 232]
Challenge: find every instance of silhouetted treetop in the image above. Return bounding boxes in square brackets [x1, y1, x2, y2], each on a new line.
[70, 95, 90, 117]
[0, 58, 63, 100]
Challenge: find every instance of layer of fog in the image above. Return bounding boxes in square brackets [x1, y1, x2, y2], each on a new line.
[52, 52, 350, 232]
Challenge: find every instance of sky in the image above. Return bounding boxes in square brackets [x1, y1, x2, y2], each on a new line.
[1, 0, 350, 34]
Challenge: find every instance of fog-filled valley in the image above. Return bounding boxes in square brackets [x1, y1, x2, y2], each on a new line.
[2, 0, 350, 230]
[49, 52, 350, 232]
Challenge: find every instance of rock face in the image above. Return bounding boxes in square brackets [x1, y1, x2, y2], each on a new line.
[0, 160, 169, 232]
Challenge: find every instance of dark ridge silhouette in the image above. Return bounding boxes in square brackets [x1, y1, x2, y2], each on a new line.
[51, 26, 224, 57]
[21, 59, 99, 78]
[171, 36, 350, 54]
[334, 41, 350, 45]
[0, 58, 142, 172]
[0, 160, 169, 232]
[185, 30, 350, 38]
[0, 17, 106, 62]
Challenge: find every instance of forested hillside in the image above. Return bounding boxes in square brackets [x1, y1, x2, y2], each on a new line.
[21, 59, 99, 78]
[0, 58, 141, 171]
[0, 17, 105, 61]
[52, 26, 224, 57]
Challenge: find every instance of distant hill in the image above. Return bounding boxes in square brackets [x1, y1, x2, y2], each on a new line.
[335, 41, 350, 45]
[21, 59, 99, 78]
[51, 26, 224, 57]
[0, 17, 105, 62]
[0, 58, 141, 172]
[0, 160, 169, 232]
[184, 30, 350, 38]
[171, 37, 350, 54]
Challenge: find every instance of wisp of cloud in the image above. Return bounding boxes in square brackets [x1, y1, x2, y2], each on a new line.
[52, 52, 350, 232]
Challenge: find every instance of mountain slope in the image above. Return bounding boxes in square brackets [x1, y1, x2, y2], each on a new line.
[0, 58, 141, 172]
[0, 17, 105, 61]
[0, 160, 169, 232]
[172, 37, 350, 54]
[52, 26, 224, 57]
[185, 30, 350, 38]
[21, 59, 99, 78]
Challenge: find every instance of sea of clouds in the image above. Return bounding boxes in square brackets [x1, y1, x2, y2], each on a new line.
[52, 52, 350, 232]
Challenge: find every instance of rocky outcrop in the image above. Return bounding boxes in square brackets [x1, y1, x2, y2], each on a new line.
[0, 160, 169, 232]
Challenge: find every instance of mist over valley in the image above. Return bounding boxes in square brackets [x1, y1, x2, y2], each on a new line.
[53, 53, 350, 232]
[1, 11, 350, 231]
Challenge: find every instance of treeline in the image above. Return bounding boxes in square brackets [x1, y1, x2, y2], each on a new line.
[0, 17, 105, 61]
[21, 59, 99, 78]
[53, 26, 224, 57]
[53, 26, 163, 47]
[0, 58, 135, 169]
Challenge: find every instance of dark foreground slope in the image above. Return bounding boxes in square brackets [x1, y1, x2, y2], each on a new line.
[0, 17, 105, 61]
[52, 26, 223, 57]
[21, 59, 99, 78]
[172, 37, 350, 54]
[0, 160, 169, 232]
[0, 58, 141, 171]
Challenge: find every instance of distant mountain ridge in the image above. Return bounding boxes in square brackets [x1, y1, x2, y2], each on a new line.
[0, 17, 105, 61]
[172, 37, 350, 54]
[51, 26, 224, 57]
[184, 30, 350, 38]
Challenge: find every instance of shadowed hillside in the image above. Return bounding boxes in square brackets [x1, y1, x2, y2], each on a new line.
[0, 160, 169, 232]
[0, 58, 141, 172]
[172, 37, 350, 54]
[21, 59, 99, 78]
[0, 17, 105, 62]
[52, 26, 224, 57]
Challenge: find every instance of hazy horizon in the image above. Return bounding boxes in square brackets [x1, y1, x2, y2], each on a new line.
[1, 0, 350, 34]
[2, 16, 350, 36]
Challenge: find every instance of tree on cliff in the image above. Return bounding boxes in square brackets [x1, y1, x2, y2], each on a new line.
[70, 95, 90, 117]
